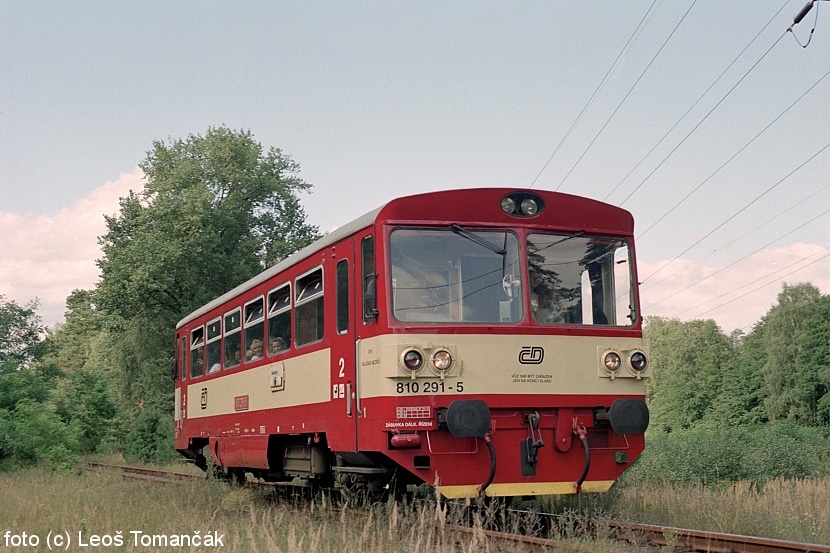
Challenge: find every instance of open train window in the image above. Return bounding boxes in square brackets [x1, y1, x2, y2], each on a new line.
[224, 308, 241, 369]
[267, 284, 291, 356]
[296, 267, 324, 346]
[190, 326, 205, 378]
[206, 318, 222, 374]
[244, 297, 265, 362]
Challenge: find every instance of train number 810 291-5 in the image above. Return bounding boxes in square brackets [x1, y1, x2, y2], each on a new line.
[396, 380, 464, 394]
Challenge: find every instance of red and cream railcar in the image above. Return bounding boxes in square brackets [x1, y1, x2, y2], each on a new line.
[174, 188, 651, 498]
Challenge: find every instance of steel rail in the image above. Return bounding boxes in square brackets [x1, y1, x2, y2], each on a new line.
[607, 520, 830, 553]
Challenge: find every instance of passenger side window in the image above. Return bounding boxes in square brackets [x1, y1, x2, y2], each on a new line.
[190, 327, 205, 378]
[244, 298, 265, 362]
[224, 309, 241, 369]
[206, 318, 222, 374]
[267, 284, 291, 356]
[296, 268, 324, 346]
[336, 260, 349, 334]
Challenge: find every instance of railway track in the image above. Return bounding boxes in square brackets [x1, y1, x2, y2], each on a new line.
[84, 462, 830, 553]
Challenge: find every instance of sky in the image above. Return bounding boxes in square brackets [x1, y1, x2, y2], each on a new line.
[1, 1, 828, 333]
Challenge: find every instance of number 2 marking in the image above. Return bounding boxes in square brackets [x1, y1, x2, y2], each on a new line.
[338, 357, 345, 378]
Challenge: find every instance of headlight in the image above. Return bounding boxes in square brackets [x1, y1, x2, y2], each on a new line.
[604, 351, 622, 372]
[500, 192, 545, 218]
[520, 198, 539, 216]
[629, 351, 648, 372]
[402, 349, 423, 371]
[431, 349, 453, 371]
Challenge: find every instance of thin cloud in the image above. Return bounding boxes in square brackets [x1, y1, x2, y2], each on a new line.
[640, 243, 830, 333]
[0, 168, 145, 326]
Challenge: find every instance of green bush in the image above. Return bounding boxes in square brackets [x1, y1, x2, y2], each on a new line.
[624, 423, 830, 486]
[123, 402, 177, 464]
[0, 400, 79, 471]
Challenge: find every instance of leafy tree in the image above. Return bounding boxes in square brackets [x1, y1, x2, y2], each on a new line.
[797, 294, 830, 424]
[96, 126, 320, 328]
[644, 317, 735, 432]
[756, 283, 821, 422]
[94, 127, 320, 418]
[52, 366, 118, 452]
[123, 399, 176, 463]
[46, 289, 103, 374]
[0, 368, 50, 411]
[707, 328, 766, 426]
[0, 295, 44, 371]
[0, 400, 79, 470]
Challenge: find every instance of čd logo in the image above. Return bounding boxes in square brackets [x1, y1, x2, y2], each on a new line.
[519, 346, 544, 364]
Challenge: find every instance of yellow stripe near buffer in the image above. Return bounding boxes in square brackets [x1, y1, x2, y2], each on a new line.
[437, 480, 615, 499]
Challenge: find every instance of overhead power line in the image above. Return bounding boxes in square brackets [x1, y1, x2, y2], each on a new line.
[618, 30, 788, 206]
[529, 0, 661, 189]
[679, 248, 830, 322]
[553, 0, 699, 191]
[641, 141, 830, 283]
[670, 246, 830, 319]
[637, 64, 830, 240]
[643, 206, 830, 309]
[602, 1, 789, 203]
[641, 180, 830, 292]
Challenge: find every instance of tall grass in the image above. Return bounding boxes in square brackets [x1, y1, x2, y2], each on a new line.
[0, 468, 546, 552]
[614, 477, 830, 544]
[2, 466, 828, 550]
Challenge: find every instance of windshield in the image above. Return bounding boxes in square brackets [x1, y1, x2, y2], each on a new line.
[390, 229, 522, 323]
[527, 233, 635, 326]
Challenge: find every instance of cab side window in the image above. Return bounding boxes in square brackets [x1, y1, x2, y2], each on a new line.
[336, 259, 349, 334]
[362, 235, 377, 323]
[190, 327, 205, 378]
[268, 284, 291, 356]
[179, 337, 187, 381]
[296, 268, 324, 346]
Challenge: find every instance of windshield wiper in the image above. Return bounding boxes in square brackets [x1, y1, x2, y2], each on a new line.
[451, 224, 507, 256]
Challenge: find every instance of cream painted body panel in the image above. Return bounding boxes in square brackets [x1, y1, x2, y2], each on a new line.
[357, 333, 646, 399]
[187, 349, 330, 419]
[174, 387, 181, 422]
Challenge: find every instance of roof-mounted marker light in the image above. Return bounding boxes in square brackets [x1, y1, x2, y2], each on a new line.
[501, 192, 545, 218]
[521, 198, 539, 216]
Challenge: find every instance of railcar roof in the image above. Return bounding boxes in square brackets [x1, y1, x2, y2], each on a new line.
[176, 205, 383, 329]
[176, 188, 633, 329]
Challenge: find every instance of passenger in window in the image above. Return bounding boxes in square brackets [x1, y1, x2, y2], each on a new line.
[247, 339, 264, 361]
[191, 351, 204, 377]
[208, 360, 221, 374]
[269, 337, 286, 355]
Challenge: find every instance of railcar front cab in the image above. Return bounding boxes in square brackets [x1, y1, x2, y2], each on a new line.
[382, 191, 651, 496]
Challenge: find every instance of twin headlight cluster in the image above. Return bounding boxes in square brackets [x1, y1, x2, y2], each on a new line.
[500, 192, 545, 218]
[599, 348, 650, 380]
[400, 346, 457, 379]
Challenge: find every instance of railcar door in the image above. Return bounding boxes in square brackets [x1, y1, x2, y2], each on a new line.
[327, 240, 359, 452]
